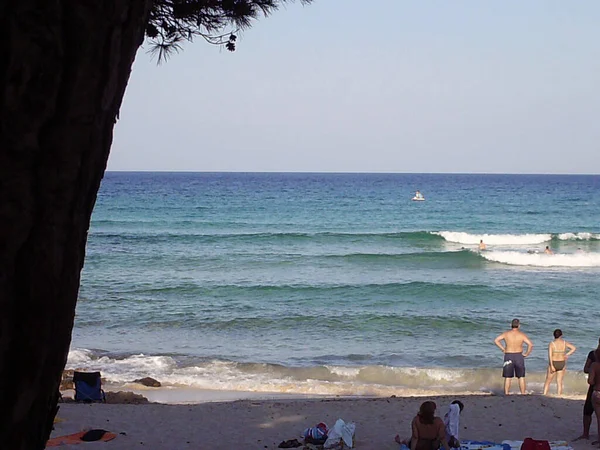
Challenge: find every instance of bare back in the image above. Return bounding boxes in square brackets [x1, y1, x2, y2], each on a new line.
[497, 329, 532, 354]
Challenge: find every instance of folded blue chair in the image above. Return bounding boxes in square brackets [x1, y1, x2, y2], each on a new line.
[73, 371, 106, 403]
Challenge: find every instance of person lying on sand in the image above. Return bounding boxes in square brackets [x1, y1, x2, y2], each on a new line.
[395, 401, 451, 450]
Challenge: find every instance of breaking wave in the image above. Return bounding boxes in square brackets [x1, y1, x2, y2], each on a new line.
[434, 231, 600, 245]
[66, 349, 589, 400]
[480, 251, 600, 267]
[434, 231, 551, 245]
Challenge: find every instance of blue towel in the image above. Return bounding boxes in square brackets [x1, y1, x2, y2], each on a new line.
[461, 440, 511, 450]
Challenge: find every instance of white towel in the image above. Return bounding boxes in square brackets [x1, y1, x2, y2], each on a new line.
[444, 403, 461, 440]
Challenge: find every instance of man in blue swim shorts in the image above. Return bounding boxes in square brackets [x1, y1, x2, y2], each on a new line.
[494, 319, 534, 395]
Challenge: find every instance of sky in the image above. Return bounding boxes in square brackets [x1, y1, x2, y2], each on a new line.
[108, 1, 600, 174]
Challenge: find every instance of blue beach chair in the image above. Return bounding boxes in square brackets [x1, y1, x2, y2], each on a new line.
[73, 371, 106, 403]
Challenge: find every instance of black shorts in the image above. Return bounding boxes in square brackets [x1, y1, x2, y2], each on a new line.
[584, 385, 595, 416]
[502, 353, 525, 378]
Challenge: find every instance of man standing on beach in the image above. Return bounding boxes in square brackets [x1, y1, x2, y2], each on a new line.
[574, 337, 600, 442]
[494, 319, 534, 395]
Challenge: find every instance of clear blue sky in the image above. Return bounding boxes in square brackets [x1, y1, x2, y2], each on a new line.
[109, 1, 600, 174]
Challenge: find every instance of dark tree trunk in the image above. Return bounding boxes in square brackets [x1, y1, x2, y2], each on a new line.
[0, 1, 151, 448]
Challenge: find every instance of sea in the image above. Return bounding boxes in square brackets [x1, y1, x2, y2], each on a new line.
[67, 172, 600, 400]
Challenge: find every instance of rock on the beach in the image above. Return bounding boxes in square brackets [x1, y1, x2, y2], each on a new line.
[133, 377, 162, 387]
[60, 370, 74, 390]
[105, 391, 149, 404]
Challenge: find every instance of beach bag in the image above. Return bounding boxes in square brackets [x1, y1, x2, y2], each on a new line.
[520, 438, 550, 450]
[303, 422, 328, 444]
[324, 418, 355, 449]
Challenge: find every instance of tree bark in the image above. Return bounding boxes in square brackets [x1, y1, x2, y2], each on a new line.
[0, 1, 151, 448]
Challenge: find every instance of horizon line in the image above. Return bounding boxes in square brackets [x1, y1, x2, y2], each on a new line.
[104, 170, 600, 176]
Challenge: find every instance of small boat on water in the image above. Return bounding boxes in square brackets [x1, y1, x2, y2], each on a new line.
[412, 190, 425, 201]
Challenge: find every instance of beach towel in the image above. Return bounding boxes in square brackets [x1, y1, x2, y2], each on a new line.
[46, 430, 116, 447]
[444, 403, 461, 440]
[502, 440, 572, 450]
[461, 440, 511, 450]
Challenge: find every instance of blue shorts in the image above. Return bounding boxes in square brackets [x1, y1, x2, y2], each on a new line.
[502, 353, 525, 378]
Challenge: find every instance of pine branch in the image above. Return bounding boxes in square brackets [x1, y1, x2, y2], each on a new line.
[146, 0, 312, 62]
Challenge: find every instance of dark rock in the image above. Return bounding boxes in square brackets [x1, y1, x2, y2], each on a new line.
[105, 391, 149, 404]
[60, 370, 75, 390]
[133, 377, 161, 387]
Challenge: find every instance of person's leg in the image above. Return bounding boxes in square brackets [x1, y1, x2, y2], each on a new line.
[556, 368, 565, 396]
[543, 366, 555, 395]
[575, 387, 594, 440]
[514, 354, 526, 394]
[573, 414, 592, 441]
[518, 377, 526, 395]
[502, 354, 515, 395]
[592, 391, 600, 446]
[504, 378, 512, 395]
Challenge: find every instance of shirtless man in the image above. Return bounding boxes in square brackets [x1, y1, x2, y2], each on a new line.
[588, 347, 600, 445]
[479, 240, 486, 251]
[494, 319, 534, 395]
[574, 338, 600, 442]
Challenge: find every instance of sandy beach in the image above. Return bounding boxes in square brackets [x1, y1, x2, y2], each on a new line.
[50, 393, 596, 450]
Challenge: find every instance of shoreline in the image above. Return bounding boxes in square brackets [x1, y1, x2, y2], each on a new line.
[63, 384, 587, 406]
[52, 393, 593, 450]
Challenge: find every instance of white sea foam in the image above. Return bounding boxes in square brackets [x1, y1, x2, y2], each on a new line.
[480, 251, 600, 267]
[66, 349, 589, 397]
[557, 232, 600, 241]
[434, 231, 551, 245]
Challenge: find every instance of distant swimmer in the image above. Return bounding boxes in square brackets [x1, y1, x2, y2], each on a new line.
[479, 240, 486, 251]
[412, 190, 425, 201]
[545, 246, 553, 255]
[494, 318, 534, 395]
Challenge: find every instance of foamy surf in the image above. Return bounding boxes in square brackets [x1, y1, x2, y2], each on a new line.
[433, 231, 551, 245]
[557, 232, 600, 241]
[66, 349, 589, 397]
[480, 251, 600, 267]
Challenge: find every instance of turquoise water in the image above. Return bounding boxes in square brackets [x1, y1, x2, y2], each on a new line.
[68, 173, 600, 396]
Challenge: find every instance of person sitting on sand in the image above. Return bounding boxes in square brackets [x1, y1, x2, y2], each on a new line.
[443, 400, 464, 448]
[395, 401, 451, 450]
[574, 338, 600, 442]
[479, 240, 486, 251]
[544, 246, 553, 255]
[543, 329, 576, 396]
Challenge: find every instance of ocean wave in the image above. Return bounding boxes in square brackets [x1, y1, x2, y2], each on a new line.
[434, 231, 600, 245]
[557, 232, 600, 241]
[122, 279, 490, 294]
[433, 231, 551, 245]
[480, 251, 600, 267]
[88, 230, 438, 241]
[66, 349, 588, 397]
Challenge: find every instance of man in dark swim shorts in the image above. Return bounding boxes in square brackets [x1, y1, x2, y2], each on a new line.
[502, 352, 526, 378]
[574, 338, 600, 442]
[494, 319, 534, 395]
